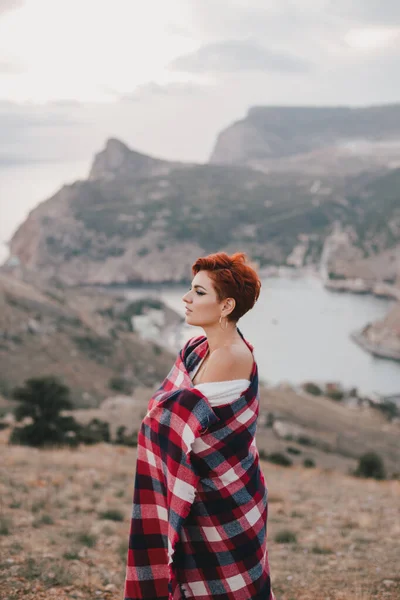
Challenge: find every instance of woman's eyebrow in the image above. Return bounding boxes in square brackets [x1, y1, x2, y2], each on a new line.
[193, 284, 206, 291]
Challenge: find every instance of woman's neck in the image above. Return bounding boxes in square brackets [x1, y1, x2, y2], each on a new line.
[202, 322, 241, 354]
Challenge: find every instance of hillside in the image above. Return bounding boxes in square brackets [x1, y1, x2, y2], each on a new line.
[210, 104, 400, 175]
[0, 272, 176, 407]
[258, 386, 400, 476]
[0, 429, 399, 600]
[51, 382, 400, 477]
[4, 138, 400, 286]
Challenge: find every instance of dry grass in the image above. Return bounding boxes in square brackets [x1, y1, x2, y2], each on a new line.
[0, 428, 399, 600]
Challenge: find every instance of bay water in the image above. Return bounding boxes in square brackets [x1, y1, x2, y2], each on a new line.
[121, 276, 400, 396]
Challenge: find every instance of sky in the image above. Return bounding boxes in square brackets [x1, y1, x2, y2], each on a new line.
[1, 0, 400, 165]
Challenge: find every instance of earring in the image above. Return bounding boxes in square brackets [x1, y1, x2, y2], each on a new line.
[219, 315, 228, 330]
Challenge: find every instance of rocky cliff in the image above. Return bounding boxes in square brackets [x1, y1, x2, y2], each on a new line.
[4, 137, 400, 288]
[210, 105, 400, 175]
[352, 303, 400, 362]
[4, 138, 346, 284]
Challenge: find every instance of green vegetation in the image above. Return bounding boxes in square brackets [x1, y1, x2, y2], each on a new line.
[274, 529, 297, 543]
[108, 376, 133, 394]
[286, 446, 302, 455]
[99, 509, 124, 522]
[302, 382, 322, 396]
[10, 376, 78, 448]
[76, 531, 97, 547]
[354, 452, 386, 480]
[32, 514, 54, 527]
[9, 377, 116, 447]
[326, 389, 344, 401]
[311, 545, 333, 554]
[297, 436, 315, 447]
[260, 449, 296, 467]
[0, 515, 11, 535]
[73, 335, 114, 363]
[78, 419, 110, 445]
[375, 399, 399, 422]
[303, 458, 316, 468]
[115, 426, 138, 447]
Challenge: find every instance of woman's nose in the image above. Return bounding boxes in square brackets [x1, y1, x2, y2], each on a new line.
[182, 291, 192, 303]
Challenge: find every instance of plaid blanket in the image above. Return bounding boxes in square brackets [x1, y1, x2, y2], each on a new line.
[124, 330, 275, 600]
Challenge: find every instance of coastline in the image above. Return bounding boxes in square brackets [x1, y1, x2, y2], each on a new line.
[351, 329, 400, 363]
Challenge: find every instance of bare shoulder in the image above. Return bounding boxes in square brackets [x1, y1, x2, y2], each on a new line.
[200, 343, 254, 384]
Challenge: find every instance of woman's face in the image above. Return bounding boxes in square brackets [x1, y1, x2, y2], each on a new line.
[182, 270, 226, 327]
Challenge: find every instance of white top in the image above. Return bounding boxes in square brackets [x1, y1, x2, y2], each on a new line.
[190, 352, 250, 405]
[194, 379, 250, 406]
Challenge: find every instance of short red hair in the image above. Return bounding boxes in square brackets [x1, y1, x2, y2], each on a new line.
[191, 251, 261, 322]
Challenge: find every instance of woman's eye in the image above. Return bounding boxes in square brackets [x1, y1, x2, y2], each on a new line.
[196, 291, 205, 296]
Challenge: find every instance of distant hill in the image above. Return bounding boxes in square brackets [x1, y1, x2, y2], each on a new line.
[3, 137, 400, 286]
[210, 104, 400, 175]
[0, 271, 175, 406]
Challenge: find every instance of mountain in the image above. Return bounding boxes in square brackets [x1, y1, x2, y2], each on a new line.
[3, 135, 400, 287]
[210, 104, 400, 175]
[4, 138, 340, 284]
[320, 168, 400, 283]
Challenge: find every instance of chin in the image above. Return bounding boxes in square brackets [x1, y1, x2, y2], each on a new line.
[185, 314, 201, 327]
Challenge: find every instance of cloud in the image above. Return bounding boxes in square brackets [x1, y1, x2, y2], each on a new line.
[169, 40, 311, 74]
[0, 101, 91, 164]
[120, 81, 209, 103]
[332, 0, 400, 25]
[0, 0, 23, 15]
[0, 60, 25, 73]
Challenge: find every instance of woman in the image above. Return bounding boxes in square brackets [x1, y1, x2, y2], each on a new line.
[124, 252, 275, 600]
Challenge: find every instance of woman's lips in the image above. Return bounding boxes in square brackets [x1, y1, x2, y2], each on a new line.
[185, 307, 192, 313]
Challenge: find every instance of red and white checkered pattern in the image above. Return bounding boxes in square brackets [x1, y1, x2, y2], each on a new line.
[124, 331, 275, 600]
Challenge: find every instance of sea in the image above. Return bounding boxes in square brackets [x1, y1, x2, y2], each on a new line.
[1, 160, 400, 397]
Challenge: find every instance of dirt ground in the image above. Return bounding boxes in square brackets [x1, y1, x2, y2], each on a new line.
[0, 433, 399, 600]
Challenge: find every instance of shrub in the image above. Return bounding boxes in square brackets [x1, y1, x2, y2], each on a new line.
[302, 382, 322, 396]
[311, 545, 333, 554]
[258, 449, 268, 460]
[33, 514, 54, 527]
[286, 446, 302, 455]
[0, 516, 11, 535]
[326, 389, 344, 401]
[266, 412, 275, 427]
[267, 452, 293, 467]
[115, 426, 138, 447]
[78, 419, 110, 445]
[274, 529, 297, 543]
[63, 551, 79, 560]
[108, 377, 133, 394]
[73, 335, 113, 363]
[10, 377, 79, 448]
[354, 452, 386, 480]
[303, 458, 316, 468]
[76, 532, 97, 547]
[99, 509, 124, 522]
[297, 436, 315, 447]
[375, 400, 399, 421]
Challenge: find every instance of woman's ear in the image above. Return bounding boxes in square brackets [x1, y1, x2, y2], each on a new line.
[222, 298, 236, 317]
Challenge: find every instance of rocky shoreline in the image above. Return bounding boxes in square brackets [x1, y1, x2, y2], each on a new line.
[351, 329, 400, 362]
[324, 278, 400, 301]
